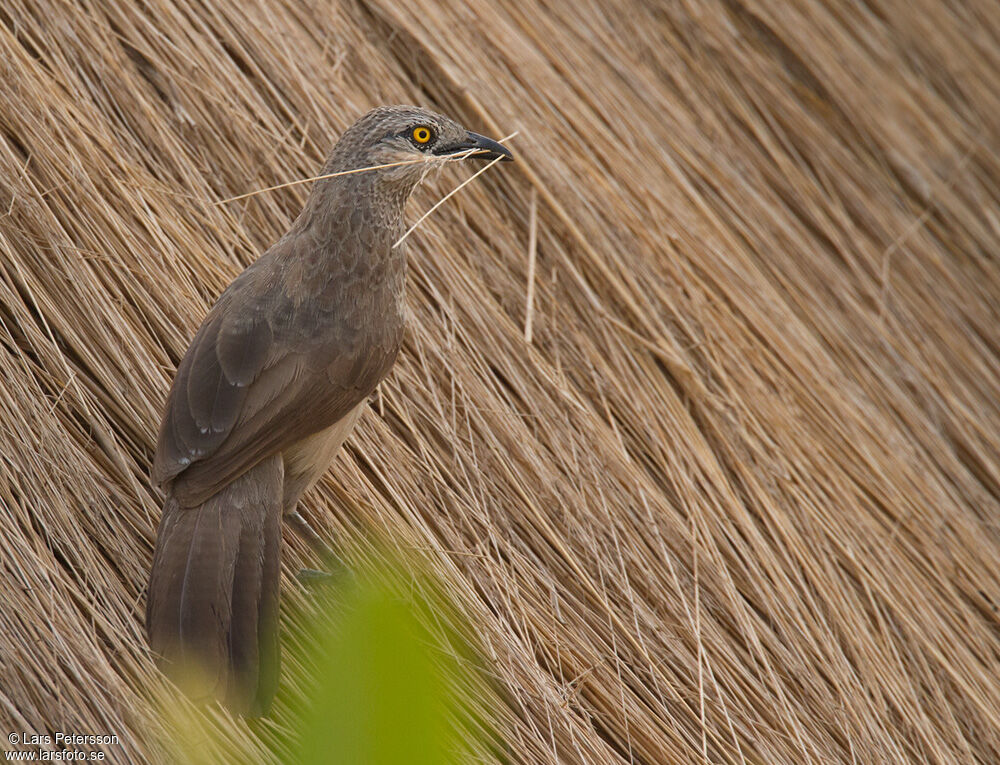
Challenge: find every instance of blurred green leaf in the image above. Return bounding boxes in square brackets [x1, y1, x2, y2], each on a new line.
[155, 552, 496, 765]
[293, 576, 458, 765]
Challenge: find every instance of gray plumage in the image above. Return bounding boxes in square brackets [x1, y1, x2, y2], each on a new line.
[146, 105, 512, 715]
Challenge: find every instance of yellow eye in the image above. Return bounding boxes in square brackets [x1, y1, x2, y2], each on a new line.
[412, 126, 432, 144]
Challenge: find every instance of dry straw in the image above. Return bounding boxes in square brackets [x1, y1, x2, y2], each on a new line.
[1, 0, 1000, 762]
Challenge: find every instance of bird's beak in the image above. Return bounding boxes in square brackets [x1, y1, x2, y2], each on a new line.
[434, 131, 514, 162]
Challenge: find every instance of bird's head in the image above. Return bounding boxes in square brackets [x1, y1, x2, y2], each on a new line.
[323, 105, 513, 191]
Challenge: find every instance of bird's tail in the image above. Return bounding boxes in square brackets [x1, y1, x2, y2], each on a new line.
[146, 455, 283, 716]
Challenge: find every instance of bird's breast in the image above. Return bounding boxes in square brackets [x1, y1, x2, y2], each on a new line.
[281, 400, 367, 510]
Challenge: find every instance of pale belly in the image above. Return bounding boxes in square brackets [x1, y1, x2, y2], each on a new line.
[280, 400, 366, 512]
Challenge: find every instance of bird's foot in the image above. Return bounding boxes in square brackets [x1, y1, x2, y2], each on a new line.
[295, 568, 336, 588]
[286, 510, 355, 588]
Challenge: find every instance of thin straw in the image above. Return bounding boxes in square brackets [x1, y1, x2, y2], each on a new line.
[393, 155, 506, 248]
[211, 158, 431, 205]
[212, 131, 517, 207]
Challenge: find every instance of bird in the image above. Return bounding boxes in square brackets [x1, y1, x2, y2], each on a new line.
[145, 105, 513, 715]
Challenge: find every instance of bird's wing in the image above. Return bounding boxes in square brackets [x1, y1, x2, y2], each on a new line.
[151, 259, 396, 508]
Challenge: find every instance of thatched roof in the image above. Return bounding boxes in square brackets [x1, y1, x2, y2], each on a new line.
[2, 0, 999, 761]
